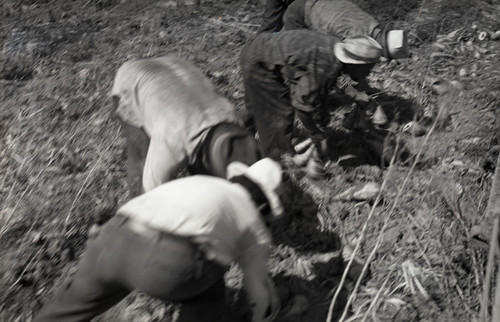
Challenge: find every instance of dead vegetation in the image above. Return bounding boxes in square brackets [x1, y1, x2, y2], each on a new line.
[1, 0, 500, 321]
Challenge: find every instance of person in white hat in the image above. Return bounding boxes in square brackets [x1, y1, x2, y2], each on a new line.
[240, 30, 382, 168]
[33, 158, 283, 322]
[283, 0, 409, 61]
[112, 55, 260, 197]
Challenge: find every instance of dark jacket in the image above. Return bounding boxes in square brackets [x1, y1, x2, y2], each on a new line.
[241, 30, 343, 154]
[243, 30, 342, 114]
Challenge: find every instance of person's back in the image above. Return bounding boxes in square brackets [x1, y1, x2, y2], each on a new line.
[112, 56, 258, 194]
[113, 56, 237, 142]
[312, 0, 379, 38]
[283, 0, 408, 60]
[242, 29, 340, 74]
[283, 0, 379, 37]
[258, 0, 296, 33]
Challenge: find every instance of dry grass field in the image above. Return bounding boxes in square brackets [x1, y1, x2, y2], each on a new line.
[1, 0, 499, 321]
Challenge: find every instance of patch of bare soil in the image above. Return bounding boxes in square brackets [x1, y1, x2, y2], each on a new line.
[1, 0, 499, 321]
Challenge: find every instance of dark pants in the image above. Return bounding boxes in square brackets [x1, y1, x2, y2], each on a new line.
[192, 123, 260, 178]
[258, 0, 294, 33]
[240, 55, 295, 160]
[33, 216, 236, 322]
[121, 121, 259, 198]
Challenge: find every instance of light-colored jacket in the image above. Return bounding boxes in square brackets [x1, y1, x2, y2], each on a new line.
[112, 56, 239, 191]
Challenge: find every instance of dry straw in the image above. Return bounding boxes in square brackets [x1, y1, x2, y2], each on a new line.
[326, 81, 462, 321]
[63, 128, 121, 227]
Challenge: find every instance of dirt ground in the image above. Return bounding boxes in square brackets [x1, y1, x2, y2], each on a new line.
[1, 0, 499, 321]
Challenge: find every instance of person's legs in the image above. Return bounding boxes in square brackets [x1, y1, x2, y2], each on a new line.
[197, 123, 260, 178]
[118, 220, 234, 321]
[120, 120, 150, 197]
[282, 0, 307, 31]
[242, 81, 259, 135]
[242, 65, 294, 159]
[34, 217, 133, 322]
[34, 276, 130, 322]
[35, 215, 231, 322]
[258, 0, 289, 33]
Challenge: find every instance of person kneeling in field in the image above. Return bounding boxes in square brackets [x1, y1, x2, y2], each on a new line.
[112, 55, 260, 197]
[33, 158, 283, 322]
[240, 31, 383, 169]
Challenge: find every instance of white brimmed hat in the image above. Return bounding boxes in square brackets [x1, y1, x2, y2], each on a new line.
[334, 35, 383, 64]
[227, 158, 284, 218]
[384, 30, 409, 59]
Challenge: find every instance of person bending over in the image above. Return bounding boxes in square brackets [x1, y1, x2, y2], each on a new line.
[33, 158, 283, 322]
[112, 55, 260, 197]
[240, 30, 382, 162]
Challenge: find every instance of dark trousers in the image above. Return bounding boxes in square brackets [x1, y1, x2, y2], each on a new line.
[258, 0, 295, 33]
[240, 57, 294, 160]
[33, 216, 234, 322]
[121, 121, 259, 198]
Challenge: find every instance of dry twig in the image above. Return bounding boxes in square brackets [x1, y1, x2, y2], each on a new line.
[480, 155, 500, 321]
[63, 129, 121, 227]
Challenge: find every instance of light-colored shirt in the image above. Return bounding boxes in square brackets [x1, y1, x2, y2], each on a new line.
[111, 56, 239, 191]
[117, 175, 272, 312]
